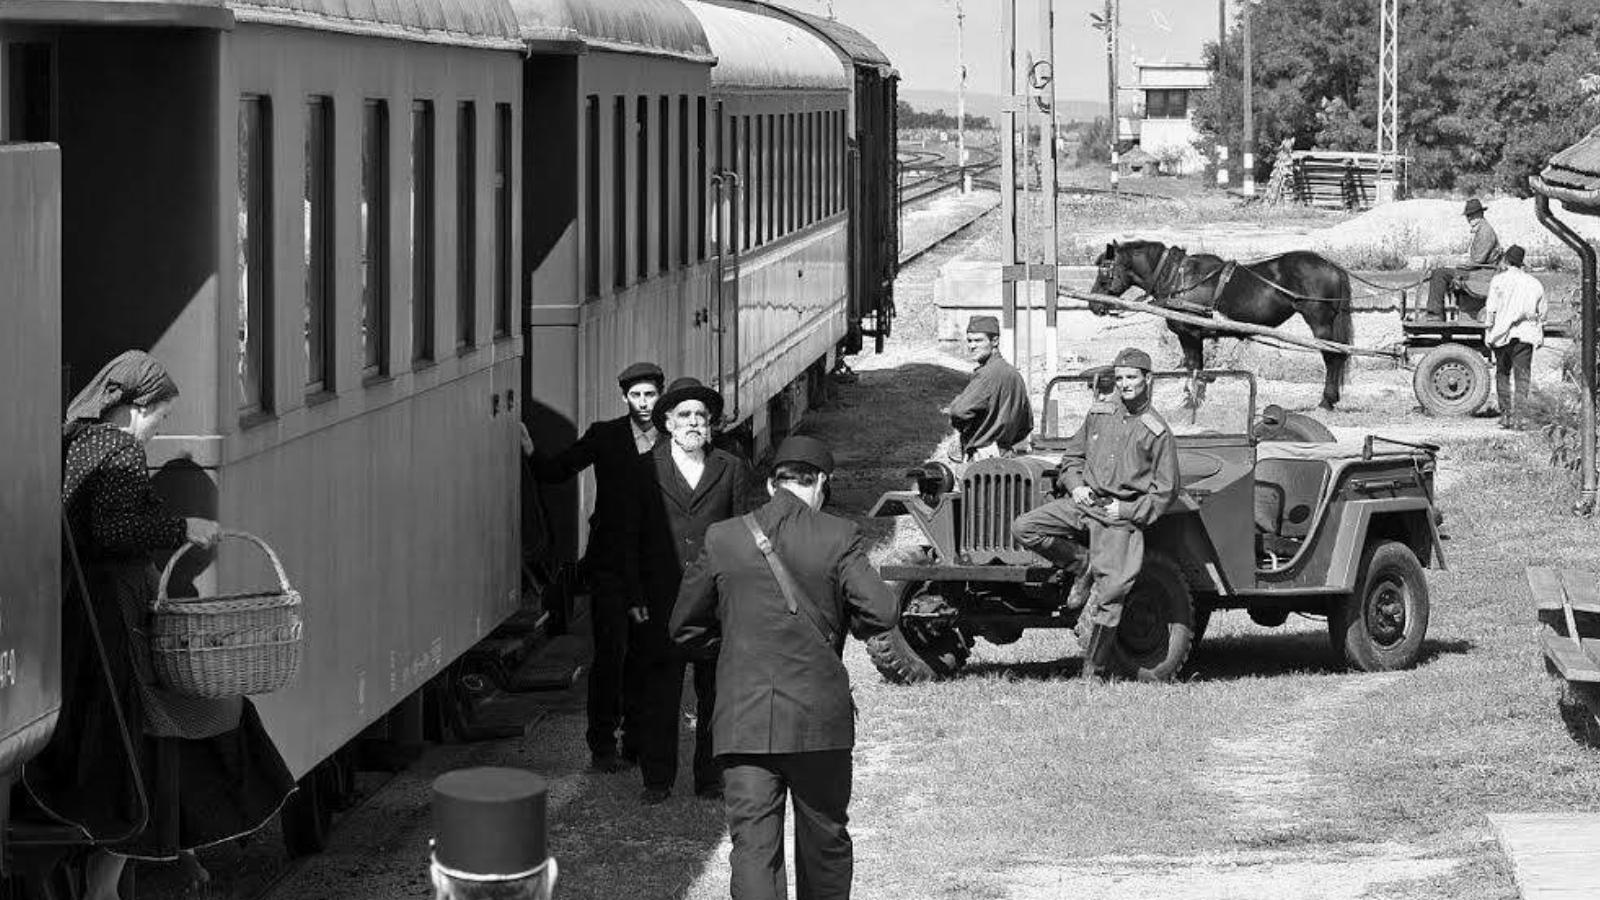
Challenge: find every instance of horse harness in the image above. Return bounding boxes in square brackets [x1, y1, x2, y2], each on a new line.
[1147, 246, 1237, 316]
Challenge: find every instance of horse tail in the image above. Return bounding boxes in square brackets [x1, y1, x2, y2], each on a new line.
[1331, 266, 1354, 387]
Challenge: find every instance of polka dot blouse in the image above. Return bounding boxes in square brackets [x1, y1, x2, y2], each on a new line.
[64, 423, 186, 560]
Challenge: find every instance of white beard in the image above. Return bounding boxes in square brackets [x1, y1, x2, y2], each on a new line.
[673, 430, 708, 452]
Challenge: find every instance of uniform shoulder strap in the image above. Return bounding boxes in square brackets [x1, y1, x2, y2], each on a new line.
[742, 514, 834, 646]
[1140, 411, 1168, 435]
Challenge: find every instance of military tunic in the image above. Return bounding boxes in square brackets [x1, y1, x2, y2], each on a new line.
[947, 353, 1033, 458]
[1012, 395, 1179, 628]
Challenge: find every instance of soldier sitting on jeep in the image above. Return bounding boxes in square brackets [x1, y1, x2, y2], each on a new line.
[1011, 347, 1181, 680]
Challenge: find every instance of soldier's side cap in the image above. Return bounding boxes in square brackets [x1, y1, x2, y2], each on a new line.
[1112, 347, 1153, 371]
[773, 435, 835, 475]
[966, 315, 1001, 337]
[431, 767, 549, 881]
[617, 361, 665, 390]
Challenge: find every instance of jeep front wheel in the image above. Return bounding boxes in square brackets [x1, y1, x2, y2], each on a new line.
[1329, 540, 1430, 671]
[1111, 553, 1196, 682]
[867, 549, 970, 684]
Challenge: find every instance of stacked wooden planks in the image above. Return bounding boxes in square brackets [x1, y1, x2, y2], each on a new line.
[1275, 151, 1408, 210]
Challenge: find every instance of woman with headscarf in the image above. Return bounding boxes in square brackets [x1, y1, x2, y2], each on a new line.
[20, 350, 295, 900]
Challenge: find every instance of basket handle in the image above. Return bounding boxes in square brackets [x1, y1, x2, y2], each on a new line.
[155, 529, 294, 612]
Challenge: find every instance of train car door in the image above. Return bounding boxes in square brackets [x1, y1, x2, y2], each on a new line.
[711, 101, 741, 417]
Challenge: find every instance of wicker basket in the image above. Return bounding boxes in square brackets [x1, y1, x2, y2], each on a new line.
[150, 530, 303, 699]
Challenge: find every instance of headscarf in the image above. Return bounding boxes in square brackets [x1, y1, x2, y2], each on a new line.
[62, 350, 179, 439]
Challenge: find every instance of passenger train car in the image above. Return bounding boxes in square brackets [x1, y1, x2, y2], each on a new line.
[0, 0, 897, 878]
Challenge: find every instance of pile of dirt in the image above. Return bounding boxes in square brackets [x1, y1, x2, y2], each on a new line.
[1311, 197, 1600, 266]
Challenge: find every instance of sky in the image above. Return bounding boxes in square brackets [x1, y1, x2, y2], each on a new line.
[773, 0, 1227, 101]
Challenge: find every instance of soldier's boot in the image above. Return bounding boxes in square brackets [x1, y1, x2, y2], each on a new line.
[1079, 623, 1116, 682]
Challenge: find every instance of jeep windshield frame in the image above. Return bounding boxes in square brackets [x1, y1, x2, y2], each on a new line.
[1034, 369, 1257, 452]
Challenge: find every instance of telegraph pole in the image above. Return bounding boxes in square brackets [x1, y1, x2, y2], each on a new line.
[1037, 0, 1060, 378]
[1242, 0, 1255, 197]
[1215, 0, 1229, 187]
[1109, 0, 1120, 192]
[1000, 0, 1020, 367]
[956, 0, 969, 193]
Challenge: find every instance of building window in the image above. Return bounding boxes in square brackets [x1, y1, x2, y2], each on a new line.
[457, 102, 477, 347]
[304, 96, 334, 393]
[1146, 89, 1190, 120]
[360, 100, 390, 378]
[614, 97, 627, 290]
[678, 95, 690, 267]
[238, 95, 273, 414]
[411, 100, 435, 363]
[584, 96, 600, 299]
[5, 42, 54, 142]
[493, 102, 512, 338]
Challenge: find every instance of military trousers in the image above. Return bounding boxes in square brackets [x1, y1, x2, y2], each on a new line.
[723, 751, 853, 900]
[1012, 497, 1145, 628]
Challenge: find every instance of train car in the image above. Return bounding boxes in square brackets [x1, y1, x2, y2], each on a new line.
[0, 141, 63, 862]
[0, 0, 526, 851]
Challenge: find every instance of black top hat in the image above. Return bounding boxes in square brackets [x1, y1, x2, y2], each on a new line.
[617, 361, 665, 391]
[772, 435, 835, 475]
[653, 377, 725, 431]
[432, 767, 549, 880]
[1463, 198, 1486, 218]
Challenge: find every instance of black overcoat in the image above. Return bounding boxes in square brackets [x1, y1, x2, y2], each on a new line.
[529, 415, 652, 571]
[669, 489, 899, 756]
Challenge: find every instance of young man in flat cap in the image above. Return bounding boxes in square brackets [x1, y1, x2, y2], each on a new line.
[1011, 347, 1180, 680]
[1425, 198, 1503, 321]
[629, 377, 754, 804]
[522, 361, 664, 773]
[1483, 244, 1547, 429]
[944, 314, 1033, 461]
[672, 435, 898, 900]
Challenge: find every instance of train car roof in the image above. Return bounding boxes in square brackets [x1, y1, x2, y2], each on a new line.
[509, 0, 714, 61]
[684, 0, 848, 91]
[1536, 127, 1600, 214]
[0, 0, 234, 29]
[778, 6, 894, 74]
[229, 0, 523, 48]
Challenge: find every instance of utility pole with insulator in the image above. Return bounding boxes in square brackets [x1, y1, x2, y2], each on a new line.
[1215, 0, 1229, 187]
[956, 0, 969, 193]
[1242, 0, 1255, 197]
[1090, 0, 1121, 192]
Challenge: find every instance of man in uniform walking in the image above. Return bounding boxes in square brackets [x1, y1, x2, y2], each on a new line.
[671, 436, 898, 900]
[944, 315, 1033, 461]
[1483, 244, 1547, 429]
[1011, 348, 1180, 680]
[1424, 198, 1503, 321]
[523, 361, 663, 773]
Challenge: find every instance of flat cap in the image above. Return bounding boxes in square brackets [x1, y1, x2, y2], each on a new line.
[772, 435, 835, 475]
[966, 315, 1001, 337]
[1463, 198, 1486, 217]
[1112, 347, 1153, 371]
[432, 767, 549, 879]
[617, 361, 665, 390]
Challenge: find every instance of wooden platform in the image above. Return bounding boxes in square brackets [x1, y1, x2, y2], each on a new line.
[1489, 813, 1600, 899]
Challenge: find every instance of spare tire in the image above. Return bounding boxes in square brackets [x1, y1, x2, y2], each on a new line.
[1254, 404, 1336, 443]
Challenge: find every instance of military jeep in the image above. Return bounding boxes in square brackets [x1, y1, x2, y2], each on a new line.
[866, 370, 1445, 683]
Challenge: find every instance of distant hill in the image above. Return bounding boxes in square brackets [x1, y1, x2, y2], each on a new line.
[901, 88, 1108, 125]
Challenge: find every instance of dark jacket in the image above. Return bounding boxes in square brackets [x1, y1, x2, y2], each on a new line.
[529, 415, 653, 568]
[1058, 396, 1179, 528]
[670, 489, 899, 755]
[631, 441, 753, 637]
[948, 353, 1033, 456]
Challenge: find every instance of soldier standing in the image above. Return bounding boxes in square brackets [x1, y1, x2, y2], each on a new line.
[1011, 348, 1180, 680]
[944, 315, 1033, 461]
[671, 436, 898, 900]
[522, 361, 663, 773]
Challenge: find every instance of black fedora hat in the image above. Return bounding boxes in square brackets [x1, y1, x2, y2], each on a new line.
[653, 377, 725, 431]
[1463, 198, 1486, 217]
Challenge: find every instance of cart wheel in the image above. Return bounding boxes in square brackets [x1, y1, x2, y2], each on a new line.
[1329, 540, 1430, 672]
[1413, 343, 1489, 416]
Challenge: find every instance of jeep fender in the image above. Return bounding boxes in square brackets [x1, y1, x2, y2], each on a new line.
[1324, 500, 1445, 593]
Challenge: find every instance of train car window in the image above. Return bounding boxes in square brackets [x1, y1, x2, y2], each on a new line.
[781, 113, 791, 236]
[304, 96, 334, 394]
[458, 102, 478, 345]
[411, 100, 436, 363]
[698, 97, 709, 262]
[238, 96, 275, 415]
[788, 112, 798, 234]
[494, 102, 512, 338]
[809, 112, 818, 225]
[835, 109, 845, 214]
[361, 100, 391, 378]
[766, 114, 776, 244]
[636, 96, 649, 282]
[614, 97, 627, 290]
[737, 116, 749, 252]
[658, 95, 669, 274]
[679, 95, 690, 267]
[754, 115, 764, 247]
[5, 42, 54, 142]
[583, 96, 599, 300]
[821, 111, 831, 217]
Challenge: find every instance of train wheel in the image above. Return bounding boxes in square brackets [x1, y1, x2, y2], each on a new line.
[1413, 343, 1489, 416]
[282, 763, 333, 858]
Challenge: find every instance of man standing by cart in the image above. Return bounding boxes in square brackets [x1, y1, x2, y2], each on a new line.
[1483, 245, 1547, 430]
[944, 315, 1033, 461]
[1424, 198, 1503, 321]
[1010, 347, 1180, 681]
[522, 361, 664, 773]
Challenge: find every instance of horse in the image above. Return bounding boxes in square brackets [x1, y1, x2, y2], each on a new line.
[1089, 239, 1355, 410]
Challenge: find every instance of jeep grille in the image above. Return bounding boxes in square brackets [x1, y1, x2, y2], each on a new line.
[960, 462, 1037, 564]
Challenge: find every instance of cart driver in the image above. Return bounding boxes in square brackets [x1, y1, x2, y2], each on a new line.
[942, 315, 1033, 461]
[1011, 347, 1180, 680]
[1423, 198, 1502, 321]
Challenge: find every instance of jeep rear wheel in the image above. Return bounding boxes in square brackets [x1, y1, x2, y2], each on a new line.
[866, 549, 970, 684]
[1329, 540, 1430, 671]
[1111, 553, 1196, 682]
